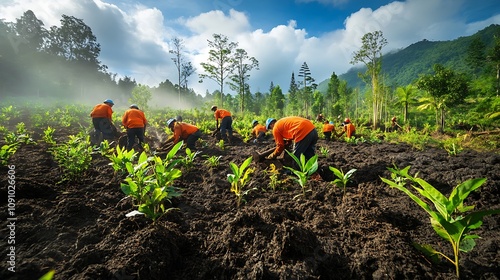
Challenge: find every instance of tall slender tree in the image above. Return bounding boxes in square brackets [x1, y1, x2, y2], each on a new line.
[199, 34, 237, 108]
[228, 48, 259, 114]
[298, 62, 316, 117]
[169, 37, 188, 106]
[350, 30, 387, 129]
[287, 72, 300, 115]
[326, 72, 340, 117]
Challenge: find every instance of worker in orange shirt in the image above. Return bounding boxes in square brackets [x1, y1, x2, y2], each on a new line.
[90, 99, 115, 144]
[211, 105, 233, 143]
[251, 120, 267, 144]
[322, 120, 337, 141]
[122, 104, 147, 150]
[265, 116, 318, 161]
[166, 118, 202, 150]
[339, 118, 356, 139]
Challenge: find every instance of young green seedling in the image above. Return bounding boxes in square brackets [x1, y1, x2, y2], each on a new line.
[108, 145, 138, 175]
[182, 147, 201, 170]
[329, 166, 357, 196]
[218, 139, 225, 150]
[204, 155, 222, 168]
[43, 126, 56, 145]
[319, 146, 329, 157]
[49, 133, 93, 181]
[227, 156, 255, 208]
[121, 141, 183, 222]
[265, 163, 283, 192]
[283, 150, 318, 199]
[0, 144, 18, 166]
[381, 165, 500, 278]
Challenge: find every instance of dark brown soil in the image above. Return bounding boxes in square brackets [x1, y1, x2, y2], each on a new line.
[1, 129, 499, 280]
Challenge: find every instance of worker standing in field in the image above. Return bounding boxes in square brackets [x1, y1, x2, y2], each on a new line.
[251, 120, 267, 144]
[339, 118, 356, 139]
[265, 116, 318, 162]
[211, 105, 233, 143]
[322, 120, 337, 141]
[122, 104, 147, 151]
[166, 118, 202, 150]
[90, 99, 116, 144]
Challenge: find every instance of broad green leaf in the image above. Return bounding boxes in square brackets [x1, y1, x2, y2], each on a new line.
[459, 238, 476, 253]
[239, 156, 253, 173]
[430, 217, 455, 243]
[449, 178, 486, 213]
[229, 162, 239, 175]
[414, 178, 450, 220]
[413, 243, 441, 264]
[461, 209, 500, 230]
[167, 141, 183, 159]
[381, 177, 440, 221]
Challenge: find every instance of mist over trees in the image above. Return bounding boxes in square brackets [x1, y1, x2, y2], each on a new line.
[1, 10, 499, 131]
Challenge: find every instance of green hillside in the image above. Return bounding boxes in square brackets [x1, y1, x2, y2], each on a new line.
[319, 24, 500, 90]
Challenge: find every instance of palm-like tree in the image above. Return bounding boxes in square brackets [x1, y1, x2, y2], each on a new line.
[395, 84, 418, 123]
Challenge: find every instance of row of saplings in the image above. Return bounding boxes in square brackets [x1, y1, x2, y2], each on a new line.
[105, 136, 498, 279]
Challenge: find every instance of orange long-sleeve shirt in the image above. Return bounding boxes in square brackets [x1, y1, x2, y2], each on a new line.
[270, 116, 315, 158]
[252, 124, 267, 138]
[214, 109, 231, 120]
[90, 103, 113, 119]
[343, 123, 356, 138]
[122, 108, 147, 128]
[171, 122, 199, 144]
[322, 123, 335, 133]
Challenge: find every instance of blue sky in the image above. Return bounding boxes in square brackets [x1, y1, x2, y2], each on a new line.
[1, 0, 500, 103]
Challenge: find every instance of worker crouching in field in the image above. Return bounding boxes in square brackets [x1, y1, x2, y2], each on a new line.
[122, 104, 147, 151]
[265, 116, 318, 162]
[322, 120, 338, 141]
[339, 118, 356, 139]
[90, 99, 116, 144]
[166, 118, 202, 150]
[211, 105, 233, 143]
[251, 120, 268, 144]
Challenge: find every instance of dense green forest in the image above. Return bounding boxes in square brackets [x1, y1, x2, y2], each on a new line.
[1, 10, 499, 132]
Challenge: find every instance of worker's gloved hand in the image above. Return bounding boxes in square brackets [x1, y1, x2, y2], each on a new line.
[266, 154, 276, 160]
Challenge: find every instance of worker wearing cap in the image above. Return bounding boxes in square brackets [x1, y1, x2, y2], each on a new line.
[166, 118, 202, 150]
[90, 99, 115, 143]
[122, 104, 147, 150]
[339, 118, 356, 138]
[322, 120, 337, 141]
[265, 116, 318, 161]
[211, 105, 233, 143]
[251, 120, 267, 144]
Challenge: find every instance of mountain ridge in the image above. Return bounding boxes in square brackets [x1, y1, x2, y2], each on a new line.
[317, 23, 500, 91]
